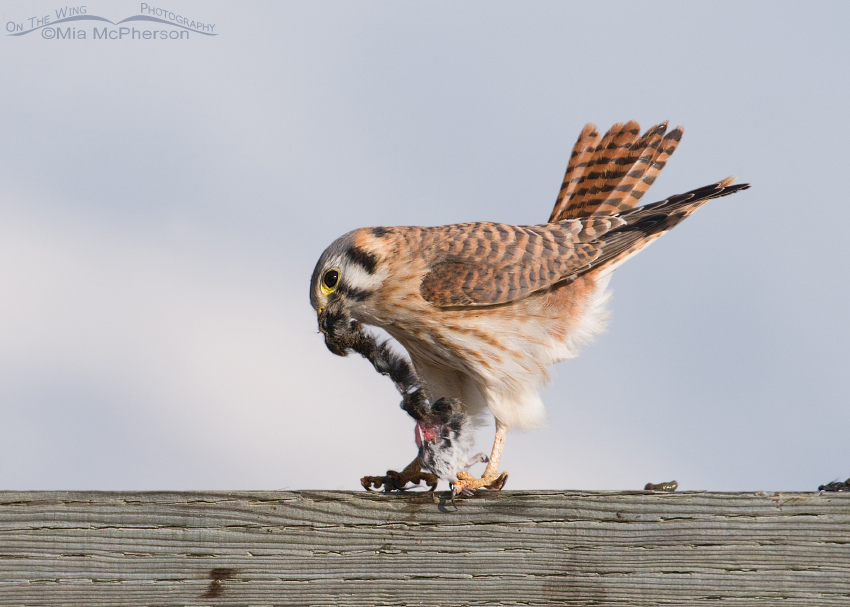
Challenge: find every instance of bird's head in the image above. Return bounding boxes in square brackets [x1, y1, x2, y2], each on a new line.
[310, 229, 386, 354]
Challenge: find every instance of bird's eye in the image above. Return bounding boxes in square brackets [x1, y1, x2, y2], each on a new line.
[321, 269, 340, 294]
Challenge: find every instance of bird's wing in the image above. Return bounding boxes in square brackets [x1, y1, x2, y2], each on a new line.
[421, 180, 749, 307]
[571, 178, 749, 277]
[548, 121, 683, 222]
[419, 218, 619, 307]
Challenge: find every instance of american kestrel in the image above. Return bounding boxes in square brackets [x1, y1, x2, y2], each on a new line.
[310, 121, 749, 494]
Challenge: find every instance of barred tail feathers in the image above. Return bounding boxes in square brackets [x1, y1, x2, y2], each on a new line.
[549, 121, 684, 223]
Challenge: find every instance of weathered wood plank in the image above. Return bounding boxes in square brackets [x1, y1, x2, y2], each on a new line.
[0, 490, 848, 606]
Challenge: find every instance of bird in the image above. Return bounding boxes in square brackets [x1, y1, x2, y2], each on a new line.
[310, 120, 749, 494]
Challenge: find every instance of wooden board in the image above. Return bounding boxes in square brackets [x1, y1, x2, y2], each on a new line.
[1, 490, 848, 606]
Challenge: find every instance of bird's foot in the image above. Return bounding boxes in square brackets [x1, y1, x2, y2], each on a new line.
[451, 470, 509, 496]
[361, 458, 438, 492]
[464, 452, 489, 470]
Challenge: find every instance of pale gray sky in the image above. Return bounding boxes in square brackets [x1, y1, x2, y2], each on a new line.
[0, 1, 847, 491]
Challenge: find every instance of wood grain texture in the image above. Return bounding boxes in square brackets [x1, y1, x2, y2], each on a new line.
[0, 490, 848, 606]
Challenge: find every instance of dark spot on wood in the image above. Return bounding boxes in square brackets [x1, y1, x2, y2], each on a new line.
[819, 478, 850, 492]
[202, 567, 238, 598]
[645, 480, 678, 492]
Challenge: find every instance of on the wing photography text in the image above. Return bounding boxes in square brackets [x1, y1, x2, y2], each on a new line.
[6, 4, 217, 40]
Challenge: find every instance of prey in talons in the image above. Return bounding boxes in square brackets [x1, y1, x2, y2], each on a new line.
[318, 299, 498, 495]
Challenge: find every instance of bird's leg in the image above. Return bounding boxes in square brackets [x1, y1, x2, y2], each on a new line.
[452, 420, 509, 495]
[361, 457, 438, 492]
[482, 420, 508, 480]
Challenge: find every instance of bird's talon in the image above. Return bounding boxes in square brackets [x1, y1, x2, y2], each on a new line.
[452, 470, 509, 496]
[486, 472, 509, 491]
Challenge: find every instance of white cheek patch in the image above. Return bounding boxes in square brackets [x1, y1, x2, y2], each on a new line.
[342, 262, 384, 292]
